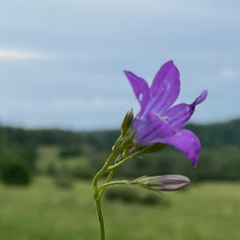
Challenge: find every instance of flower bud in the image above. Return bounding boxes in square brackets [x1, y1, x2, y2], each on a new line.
[121, 109, 134, 135]
[133, 175, 190, 192]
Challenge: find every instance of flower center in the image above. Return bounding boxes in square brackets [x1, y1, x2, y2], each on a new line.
[155, 113, 169, 123]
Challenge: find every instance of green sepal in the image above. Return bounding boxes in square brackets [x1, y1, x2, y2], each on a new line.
[137, 143, 167, 155]
[121, 109, 134, 136]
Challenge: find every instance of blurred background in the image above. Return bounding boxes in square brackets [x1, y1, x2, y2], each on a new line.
[0, 1, 240, 240]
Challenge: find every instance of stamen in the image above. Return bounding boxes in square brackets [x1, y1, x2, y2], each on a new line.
[155, 113, 169, 123]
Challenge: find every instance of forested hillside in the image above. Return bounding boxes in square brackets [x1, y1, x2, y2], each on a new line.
[0, 118, 239, 184]
[188, 118, 240, 148]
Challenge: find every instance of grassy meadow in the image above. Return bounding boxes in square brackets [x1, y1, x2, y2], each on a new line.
[1, 139, 240, 240]
[0, 177, 240, 240]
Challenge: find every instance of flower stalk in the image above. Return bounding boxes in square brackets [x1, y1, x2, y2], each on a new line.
[92, 61, 207, 240]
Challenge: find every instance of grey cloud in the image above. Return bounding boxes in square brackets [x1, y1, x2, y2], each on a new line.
[0, 0, 239, 129]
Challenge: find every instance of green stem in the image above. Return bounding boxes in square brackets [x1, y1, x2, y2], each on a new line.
[95, 198, 105, 240]
[99, 169, 117, 199]
[92, 149, 117, 192]
[92, 137, 127, 240]
[92, 133, 138, 240]
[98, 179, 131, 192]
[92, 150, 119, 240]
[107, 151, 140, 171]
[98, 150, 141, 198]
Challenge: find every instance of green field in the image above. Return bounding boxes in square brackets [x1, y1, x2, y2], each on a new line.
[0, 177, 240, 240]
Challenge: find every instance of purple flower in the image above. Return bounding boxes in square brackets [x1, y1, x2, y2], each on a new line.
[124, 60, 207, 166]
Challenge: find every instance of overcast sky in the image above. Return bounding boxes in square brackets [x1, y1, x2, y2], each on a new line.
[0, 0, 239, 130]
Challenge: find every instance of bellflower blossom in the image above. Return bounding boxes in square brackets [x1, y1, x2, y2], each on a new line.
[124, 61, 207, 166]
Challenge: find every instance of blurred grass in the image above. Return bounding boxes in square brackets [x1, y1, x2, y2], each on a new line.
[0, 177, 240, 240]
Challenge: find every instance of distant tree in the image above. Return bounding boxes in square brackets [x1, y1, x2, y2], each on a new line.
[0, 160, 31, 185]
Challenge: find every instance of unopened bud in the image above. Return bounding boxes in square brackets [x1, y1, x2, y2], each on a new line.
[133, 175, 190, 192]
[121, 109, 134, 135]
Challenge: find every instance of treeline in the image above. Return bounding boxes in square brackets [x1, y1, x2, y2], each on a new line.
[0, 118, 239, 184]
[187, 118, 240, 148]
[2, 118, 240, 150]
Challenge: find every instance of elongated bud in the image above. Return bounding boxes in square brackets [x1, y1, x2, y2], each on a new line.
[133, 175, 190, 192]
[121, 109, 134, 136]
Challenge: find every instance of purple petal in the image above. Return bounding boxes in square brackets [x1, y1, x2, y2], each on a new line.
[194, 90, 208, 104]
[133, 113, 174, 145]
[166, 103, 194, 130]
[124, 70, 150, 114]
[167, 90, 208, 130]
[161, 129, 201, 166]
[146, 61, 180, 115]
